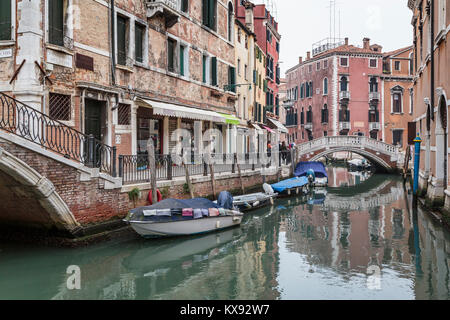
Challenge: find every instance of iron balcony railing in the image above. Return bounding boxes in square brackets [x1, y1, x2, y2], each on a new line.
[119, 152, 291, 185]
[0, 92, 117, 177]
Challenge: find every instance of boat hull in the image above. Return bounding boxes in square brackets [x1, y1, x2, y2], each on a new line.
[129, 215, 243, 238]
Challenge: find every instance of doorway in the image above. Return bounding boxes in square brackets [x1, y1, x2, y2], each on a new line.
[84, 99, 107, 167]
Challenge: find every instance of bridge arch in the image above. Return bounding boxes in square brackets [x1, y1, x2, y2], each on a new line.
[0, 146, 80, 233]
[310, 147, 392, 170]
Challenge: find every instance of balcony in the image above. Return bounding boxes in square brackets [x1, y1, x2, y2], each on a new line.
[369, 122, 381, 131]
[146, 0, 180, 28]
[369, 92, 380, 102]
[340, 91, 350, 101]
[304, 123, 313, 131]
[283, 100, 295, 108]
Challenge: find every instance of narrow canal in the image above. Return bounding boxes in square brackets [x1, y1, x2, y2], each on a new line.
[0, 166, 449, 300]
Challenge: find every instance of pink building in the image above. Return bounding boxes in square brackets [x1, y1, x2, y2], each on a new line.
[285, 38, 385, 144]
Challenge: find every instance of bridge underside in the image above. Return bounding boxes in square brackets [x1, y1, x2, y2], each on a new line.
[305, 147, 397, 172]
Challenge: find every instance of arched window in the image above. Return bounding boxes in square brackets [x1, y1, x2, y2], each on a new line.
[323, 78, 328, 95]
[340, 76, 348, 91]
[305, 82, 309, 98]
[228, 2, 233, 42]
[369, 77, 378, 93]
[309, 81, 313, 97]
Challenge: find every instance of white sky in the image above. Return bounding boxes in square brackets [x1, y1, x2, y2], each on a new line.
[251, 0, 414, 76]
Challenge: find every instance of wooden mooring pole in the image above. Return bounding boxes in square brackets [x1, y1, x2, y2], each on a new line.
[209, 163, 217, 200]
[183, 161, 195, 199]
[235, 153, 245, 195]
[147, 139, 158, 204]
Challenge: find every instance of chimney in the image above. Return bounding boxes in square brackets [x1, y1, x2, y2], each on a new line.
[244, 1, 255, 32]
[306, 51, 311, 61]
[299, 56, 303, 64]
[363, 37, 370, 49]
[344, 37, 349, 46]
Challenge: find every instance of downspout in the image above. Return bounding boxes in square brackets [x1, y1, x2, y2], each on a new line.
[110, 0, 116, 86]
[430, 0, 435, 120]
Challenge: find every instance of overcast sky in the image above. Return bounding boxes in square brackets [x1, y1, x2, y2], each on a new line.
[251, 0, 414, 76]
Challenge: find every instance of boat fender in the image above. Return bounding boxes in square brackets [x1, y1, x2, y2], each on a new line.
[253, 201, 260, 207]
[287, 189, 291, 195]
[245, 202, 252, 209]
[269, 197, 274, 205]
[216, 221, 221, 228]
[148, 189, 162, 205]
[296, 188, 299, 194]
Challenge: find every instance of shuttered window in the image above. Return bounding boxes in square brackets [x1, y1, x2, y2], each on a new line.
[202, 55, 207, 83]
[228, 66, 236, 93]
[49, 0, 64, 46]
[202, 0, 216, 30]
[117, 16, 128, 66]
[179, 45, 185, 76]
[211, 56, 217, 86]
[135, 23, 145, 64]
[167, 38, 176, 72]
[0, 0, 11, 41]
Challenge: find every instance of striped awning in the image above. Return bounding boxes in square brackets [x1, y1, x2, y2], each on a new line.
[267, 118, 289, 133]
[137, 98, 226, 123]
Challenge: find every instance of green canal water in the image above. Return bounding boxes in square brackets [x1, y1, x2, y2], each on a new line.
[0, 167, 449, 300]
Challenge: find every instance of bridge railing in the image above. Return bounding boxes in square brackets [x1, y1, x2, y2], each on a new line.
[0, 92, 117, 177]
[296, 136, 401, 158]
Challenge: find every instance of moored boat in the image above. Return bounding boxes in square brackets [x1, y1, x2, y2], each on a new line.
[228, 184, 278, 212]
[270, 176, 309, 198]
[124, 196, 243, 238]
[294, 161, 329, 187]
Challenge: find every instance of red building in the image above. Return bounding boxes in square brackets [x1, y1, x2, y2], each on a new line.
[236, 1, 281, 121]
[285, 38, 385, 143]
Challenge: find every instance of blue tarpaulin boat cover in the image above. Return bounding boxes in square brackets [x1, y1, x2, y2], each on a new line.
[294, 162, 328, 179]
[217, 191, 234, 210]
[271, 176, 309, 193]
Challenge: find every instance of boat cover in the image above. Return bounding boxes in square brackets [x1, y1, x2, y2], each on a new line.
[217, 191, 234, 210]
[271, 176, 309, 193]
[130, 198, 219, 216]
[294, 162, 328, 179]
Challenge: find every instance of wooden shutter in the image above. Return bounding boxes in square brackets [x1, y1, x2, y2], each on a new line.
[167, 38, 175, 72]
[228, 66, 235, 92]
[408, 122, 417, 145]
[202, 0, 208, 26]
[117, 16, 127, 65]
[135, 24, 144, 63]
[179, 45, 184, 76]
[202, 55, 207, 83]
[49, 0, 64, 46]
[211, 56, 217, 86]
[0, 0, 11, 41]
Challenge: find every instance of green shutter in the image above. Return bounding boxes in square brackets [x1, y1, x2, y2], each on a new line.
[211, 56, 217, 86]
[135, 24, 144, 63]
[263, 79, 268, 93]
[228, 66, 235, 92]
[179, 45, 184, 76]
[202, 55, 207, 83]
[0, 0, 11, 41]
[167, 39, 175, 72]
[49, 0, 64, 46]
[202, 0, 209, 26]
[208, 0, 216, 30]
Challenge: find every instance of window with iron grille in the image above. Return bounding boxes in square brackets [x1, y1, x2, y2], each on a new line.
[49, 93, 71, 121]
[118, 104, 131, 125]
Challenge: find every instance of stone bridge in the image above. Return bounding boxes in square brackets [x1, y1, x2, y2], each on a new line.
[295, 136, 405, 171]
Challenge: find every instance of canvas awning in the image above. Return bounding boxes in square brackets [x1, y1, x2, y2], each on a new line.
[263, 126, 274, 133]
[137, 98, 226, 123]
[219, 113, 241, 125]
[267, 118, 289, 133]
[249, 122, 263, 133]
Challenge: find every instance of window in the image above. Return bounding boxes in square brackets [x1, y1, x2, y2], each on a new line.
[237, 59, 241, 75]
[393, 93, 402, 113]
[340, 76, 348, 91]
[305, 82, 309, 98]
[369, 59, 377, 68]
[0, 0, 11, 41]
[276, 42, 279, 53]
[323, 78, 328, 95]
[49, 93, 71, 121]
[237, 28, 241, 43]
[167, 38, 176, 72]
[245, 34, 248, 49]
[49, 0, 65, 46]
[228, 66, 236, 93]
[308, 65, 312, 73]
[118, 104, 131, 125]
[369, 77, 378, 93]
[309, 81, 313, 97]
[409, 89, 413, 114]
[393, 130, 403, 147]
[324, 131, 328, 137]
[322, 104, 328, 123]
[181, 0, 189, 13]
[135, 23, 145, 64]
[316, 62, 321, 71]
[228, 2, 233, 41]
[117, 15, 129, 66]
[202, 55, 207, 83]
[340, 57, 348, 67]
[202, 0, 217, 31]
[210, 56, 217, 86]
[244, 64, 248, 80]
[394, 61, 401, 71]
[323, 59, 328, 69]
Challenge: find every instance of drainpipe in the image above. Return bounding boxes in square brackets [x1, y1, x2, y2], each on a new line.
[110, 0, 116, 86]
[430, 0, 435, 120]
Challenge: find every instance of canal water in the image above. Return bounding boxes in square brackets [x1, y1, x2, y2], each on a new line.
[0, 166, 449, 300]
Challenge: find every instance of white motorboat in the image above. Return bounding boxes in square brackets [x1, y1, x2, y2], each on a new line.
[124, 196, 243, 238]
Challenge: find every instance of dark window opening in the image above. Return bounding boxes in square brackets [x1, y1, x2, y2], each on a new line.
[118, 104, 131, 125]
[0, 0, 11, 41]
[49, 93, 71, 121]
